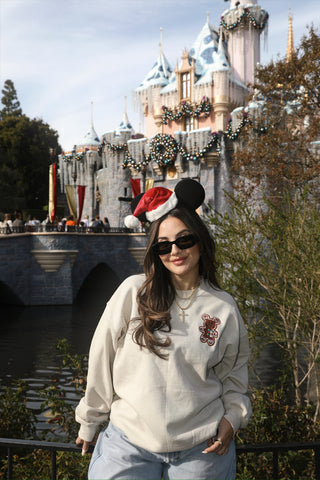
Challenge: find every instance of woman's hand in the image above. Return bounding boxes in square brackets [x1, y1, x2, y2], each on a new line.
[202, 417, 234, 456]
[76, 436, 95, 456]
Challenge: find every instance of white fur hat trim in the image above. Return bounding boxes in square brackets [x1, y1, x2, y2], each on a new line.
[145, 191, 178, 222]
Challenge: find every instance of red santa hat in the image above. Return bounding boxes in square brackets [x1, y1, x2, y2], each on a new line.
[124, 178, 205, 228]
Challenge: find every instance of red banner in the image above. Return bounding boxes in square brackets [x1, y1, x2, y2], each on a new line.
[77, 185, 86, 225]
[49, 163, 57, 223]
[130, 178, 141, 197]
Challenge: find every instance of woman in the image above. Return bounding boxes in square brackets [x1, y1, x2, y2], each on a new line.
[75, 179, 251, 480]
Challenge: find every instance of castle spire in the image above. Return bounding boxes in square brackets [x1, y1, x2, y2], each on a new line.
[159, 27, 169, 78]
[121, 95, 129, 127]
[135, 27, 172, 92]
[77, 101, 100, 148]
[116, 95, 134, 134]
[124, 95, 127, 116]
[91, 100, 94, 128]
[159, 26, 163, 51]
[286, 9, 294, 61]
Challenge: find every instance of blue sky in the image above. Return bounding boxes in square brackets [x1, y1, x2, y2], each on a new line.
[1, 0, 319, 152]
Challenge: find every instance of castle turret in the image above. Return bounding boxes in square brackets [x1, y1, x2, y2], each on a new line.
[77, 102, 100, 152]
[98, 98, 139, 228]
[134, 28, 172, 137]
[213, 29, 231, 131]
[221, 0, 268, 86]
[116, 96, 135, 136]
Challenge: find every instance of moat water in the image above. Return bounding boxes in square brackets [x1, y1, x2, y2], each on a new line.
[0, 299, 281, 436]
[0, 300, 105, 436]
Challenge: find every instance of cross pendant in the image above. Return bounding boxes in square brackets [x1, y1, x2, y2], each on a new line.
[178, 310, 188, 322]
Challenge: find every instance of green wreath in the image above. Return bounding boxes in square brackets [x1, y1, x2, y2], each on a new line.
[149, 134, 178, 166]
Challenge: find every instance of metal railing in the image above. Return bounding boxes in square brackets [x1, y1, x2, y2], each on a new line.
[0, 437, 319, 480]
[0, 225, 134, 235]
[236, 440, 320, 480]
[0, 438, 93, 480]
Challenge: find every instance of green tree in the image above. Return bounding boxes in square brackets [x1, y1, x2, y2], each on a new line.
[0, 80, 61, 212]
[1, 79, 22, 119]
[231, 25, 320, 201]
[207, 191, 320, 421]
[0, 380, 35, 439]
[215, 25, 320, 421]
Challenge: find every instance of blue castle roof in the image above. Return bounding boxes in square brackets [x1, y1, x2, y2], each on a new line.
[136, 16, 230, 96]
[77, 124, 100, 147]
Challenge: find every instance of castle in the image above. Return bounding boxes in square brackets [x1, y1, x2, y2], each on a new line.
[58, 0, 269, 228]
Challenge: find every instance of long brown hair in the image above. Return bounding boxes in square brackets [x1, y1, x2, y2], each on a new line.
[133, 207, 220, 359]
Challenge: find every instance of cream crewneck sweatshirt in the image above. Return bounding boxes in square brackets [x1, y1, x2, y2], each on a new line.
[75, 274, 251, 453]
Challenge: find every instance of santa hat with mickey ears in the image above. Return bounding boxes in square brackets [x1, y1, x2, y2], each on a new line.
[124, 178, 205, 229]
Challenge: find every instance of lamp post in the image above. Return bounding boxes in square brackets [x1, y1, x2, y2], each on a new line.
[71, 146, 78, 187]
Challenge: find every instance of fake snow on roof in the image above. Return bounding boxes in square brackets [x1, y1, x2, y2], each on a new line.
[117, 116, 133, 131]
[136, 29, 173, 92]
[190, 18, 230, 85]
[116, 101, 135, 135]
[136, 53, 172, 91]
[113, 96, 135, 135]
[77, 124, 100, 147]
[160, 72, 176, 94]
[161, 17, 230, 94]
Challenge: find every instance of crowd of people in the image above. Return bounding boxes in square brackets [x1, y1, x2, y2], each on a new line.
[0, 212, 111, 233]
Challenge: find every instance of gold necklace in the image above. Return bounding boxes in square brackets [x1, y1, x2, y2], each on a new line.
[175, 286, 199, 322]
[175, 288, 196, 301]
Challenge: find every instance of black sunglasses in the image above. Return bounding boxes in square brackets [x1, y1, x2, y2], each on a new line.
[152, 234, 198, 256]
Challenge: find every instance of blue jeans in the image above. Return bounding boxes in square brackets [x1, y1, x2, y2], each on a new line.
[88, 422, 236, 480]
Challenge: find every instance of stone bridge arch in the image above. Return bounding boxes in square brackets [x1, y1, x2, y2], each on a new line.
[75, 262, 121, 310]
[0, 281, 24, 306]
[0, 232, 147, 306]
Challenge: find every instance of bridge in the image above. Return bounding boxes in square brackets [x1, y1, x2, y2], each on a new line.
[0, 230, 147, 305]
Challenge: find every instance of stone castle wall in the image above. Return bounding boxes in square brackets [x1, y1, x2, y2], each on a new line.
[59, 128, 233, 227]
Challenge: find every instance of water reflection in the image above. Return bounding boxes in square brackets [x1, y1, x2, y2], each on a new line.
[0, 303, 103, 383]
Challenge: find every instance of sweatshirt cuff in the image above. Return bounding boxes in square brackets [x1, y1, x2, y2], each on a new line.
[78, 424, 97, 443]
[223, 413, 239, 435]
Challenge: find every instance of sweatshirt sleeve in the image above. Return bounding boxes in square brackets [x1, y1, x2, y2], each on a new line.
[213, 305, 252, 434]
[75, 275, 140, 442]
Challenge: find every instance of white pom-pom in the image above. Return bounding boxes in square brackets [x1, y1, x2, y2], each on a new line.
[124, 215, 140, 229]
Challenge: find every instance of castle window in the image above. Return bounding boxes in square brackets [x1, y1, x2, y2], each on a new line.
[182, 72, 191, 100]
[184, 116, 194, 132]
[177, 49, 194, 104]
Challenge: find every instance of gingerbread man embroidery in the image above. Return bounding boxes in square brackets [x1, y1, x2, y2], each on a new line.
[199, 313, 221, 346]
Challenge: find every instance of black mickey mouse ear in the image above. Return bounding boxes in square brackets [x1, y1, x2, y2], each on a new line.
[130, 193, 148, 222]
[174, 178, 205, 210]
[130, 193, 144, 213]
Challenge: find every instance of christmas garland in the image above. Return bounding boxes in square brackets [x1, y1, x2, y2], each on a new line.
[63, 152, 85, 162]
[162, 97, 212, 124]
[121, 133, 221, 172]
[98, 141, 127, 156]
[225, 113, 268, 140]
[220, 7, 268, 32]
[225, 114, 250, 141]
[97, 113, 267, 172]
[64, 114, 267, 171]
[149, 134, 179, 165]
[178, 132, 221, 162]
[124, 150, 149, 172]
